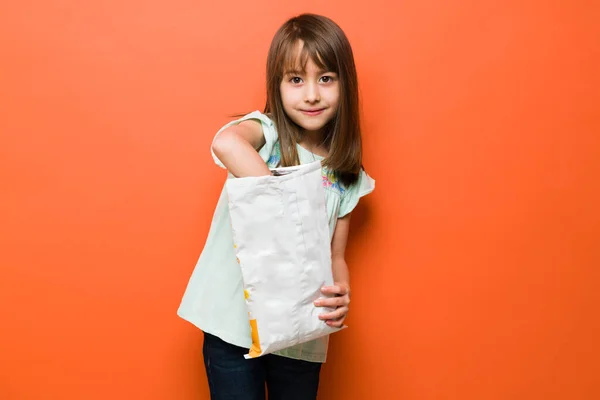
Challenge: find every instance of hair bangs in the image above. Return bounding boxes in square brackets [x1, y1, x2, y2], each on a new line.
[302, 37, 338, 74]
[278, 39, 338, 77]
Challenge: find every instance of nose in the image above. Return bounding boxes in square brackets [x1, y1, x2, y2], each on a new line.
[304, 81, 321, 103]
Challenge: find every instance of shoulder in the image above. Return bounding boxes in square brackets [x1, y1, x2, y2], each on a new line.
[337, 168, 375, 218]
[354, 169, 376, 197]
[218, 111, 278, 146]
[211, 111, 279, 169]
[237, 111, 275, 129]
[219, 111, 274, 134]
[336, 168, 376, 197]
[233, 111, 277, 143]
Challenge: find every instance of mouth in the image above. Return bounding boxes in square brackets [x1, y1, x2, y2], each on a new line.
[300, 108, 325, 116]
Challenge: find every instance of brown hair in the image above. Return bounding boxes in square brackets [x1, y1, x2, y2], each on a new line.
[264, 14, 362, 186]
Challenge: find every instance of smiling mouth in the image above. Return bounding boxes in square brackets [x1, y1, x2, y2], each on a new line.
[301, 109, 325, 116]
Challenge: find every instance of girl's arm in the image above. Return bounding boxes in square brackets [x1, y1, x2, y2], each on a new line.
[212, 120, 272, 177]
[316, 214, 352, 328]
[330, 214, 351, 288]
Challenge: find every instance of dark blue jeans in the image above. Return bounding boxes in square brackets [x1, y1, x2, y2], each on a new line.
[203, 332, 322, 400]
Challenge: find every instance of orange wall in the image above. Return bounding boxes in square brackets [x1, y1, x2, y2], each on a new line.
[1, 1, 598, 399]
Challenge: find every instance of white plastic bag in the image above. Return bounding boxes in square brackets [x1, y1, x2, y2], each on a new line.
[225, 160, 343, 359]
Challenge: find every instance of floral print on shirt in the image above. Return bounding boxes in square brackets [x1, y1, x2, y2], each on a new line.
[267, 142, 346, 196]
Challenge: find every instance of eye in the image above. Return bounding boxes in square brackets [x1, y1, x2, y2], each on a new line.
[320, 76, 335, 83]
[290, 77, 303, 84]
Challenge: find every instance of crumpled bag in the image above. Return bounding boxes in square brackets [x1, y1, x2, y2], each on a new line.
[225, 160, 343, 359]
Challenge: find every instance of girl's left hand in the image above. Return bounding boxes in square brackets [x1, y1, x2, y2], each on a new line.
[314, 284, 351, 328]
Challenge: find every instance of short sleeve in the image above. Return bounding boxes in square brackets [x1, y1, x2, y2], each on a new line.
[210, 111, 278, 169]
[338, 170, 375, 218]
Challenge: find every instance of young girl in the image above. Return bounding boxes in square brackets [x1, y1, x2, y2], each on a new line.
[178, 13, 375, 400]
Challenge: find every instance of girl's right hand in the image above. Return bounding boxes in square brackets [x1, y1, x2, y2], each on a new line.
[212, 120, 271, 177]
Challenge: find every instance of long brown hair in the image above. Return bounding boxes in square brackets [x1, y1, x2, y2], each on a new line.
[265, 14, 362, 186]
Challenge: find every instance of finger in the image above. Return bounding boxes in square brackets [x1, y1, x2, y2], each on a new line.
[314, 296, 347, 308]
[319, 306, 348, 321]
[320, 285, 345, 296]
[326, 317, 345, 328]
[321, 285, 349, 296]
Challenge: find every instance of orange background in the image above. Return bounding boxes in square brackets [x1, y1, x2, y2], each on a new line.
[1, 1, 599, 399]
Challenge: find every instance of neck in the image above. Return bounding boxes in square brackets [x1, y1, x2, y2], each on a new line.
[298, 128, 329, 156]
[300, 128, 325, 145]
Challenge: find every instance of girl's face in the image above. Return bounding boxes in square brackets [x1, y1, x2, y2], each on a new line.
[279, 49, 340, 136]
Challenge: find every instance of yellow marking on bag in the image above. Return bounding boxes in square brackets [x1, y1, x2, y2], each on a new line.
[248, 319, 262, 358]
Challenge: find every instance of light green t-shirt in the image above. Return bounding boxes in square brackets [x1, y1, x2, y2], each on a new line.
[178, 111, 375, 363]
